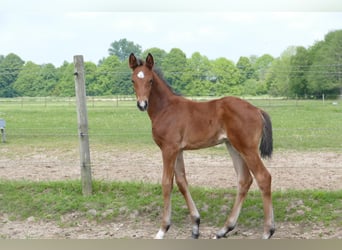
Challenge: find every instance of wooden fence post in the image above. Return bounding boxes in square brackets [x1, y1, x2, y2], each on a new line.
[74, 55, 92, 196]
[0, 119, 6, 143]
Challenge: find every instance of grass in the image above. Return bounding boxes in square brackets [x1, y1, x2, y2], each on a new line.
[1, 97, 341, 151]
[0, 99, 153, 149]
[0, 180, 341, 228]
[262, 100, 342, 150]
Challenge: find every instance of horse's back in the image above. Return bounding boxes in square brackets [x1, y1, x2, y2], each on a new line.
[218, 96, 263, 124]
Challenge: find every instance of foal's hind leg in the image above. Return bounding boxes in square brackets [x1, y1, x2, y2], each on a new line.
[243, 151, 275, 239]
[174, 151, 200, 238]
[216, 144, 253, 238]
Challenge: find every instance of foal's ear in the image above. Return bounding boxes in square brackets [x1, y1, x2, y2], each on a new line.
[145, 53, 154, 69]
[129, 53, 138, 70]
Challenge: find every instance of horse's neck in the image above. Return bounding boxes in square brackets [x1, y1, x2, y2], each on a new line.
[147, 73, 175, 120]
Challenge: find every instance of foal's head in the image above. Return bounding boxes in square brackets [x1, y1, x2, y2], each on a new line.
[129, 53, 155, 111]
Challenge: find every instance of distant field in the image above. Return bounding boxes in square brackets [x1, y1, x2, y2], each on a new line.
[1, 97, 341, 151]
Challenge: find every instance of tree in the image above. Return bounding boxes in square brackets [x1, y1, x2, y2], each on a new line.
[53, 61, 75, 96]
[211, 57, 241, 95]
[307, 30, 342, 97]
[236, 56, 254, 84]
[183, 52, 213, 96]
[289, 46, 311, 97]
[0, 53, 25, 97]
[243, 54, 274, 96]
[84, 61, 99, 96]
[252, 54, 274, 81]
[185, 52, 212, 80]
[184, 80, 213, 96]
[242, 78, 259, 96]
[108, 38, 142, 61]
[113, 60, 134, 95]
[13, 61, 40, 96]
[40, 63, 58, 95]
[96, 55, 122, 95]
[13, 62, 58, 96]
[141, 48, 167, 67]
[266, 46, 296, 96]
[161, 48, 187, 93]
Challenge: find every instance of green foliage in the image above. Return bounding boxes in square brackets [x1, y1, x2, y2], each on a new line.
[185, 80, 213, 96]
[266, 46, 297, 97]
[108, 38, 142, 61]
[237, 56, 254, 84]
[0, 53, 25, 97]
[252, 54, 274, 81]
[13, 62, 58, 96]
[289, 46, 311, 97]
[1, 31, 342, 98]
[183, 52, 213, 96]
[161, 48, 187, 93]
[242, 78, 267, 96]
[307, 30, 342, 96]
[84, 61, 98, 96]
[96, 55, 122, 95]
[53, 62, 74, 96]
[141, 47, 167, 66]
[211, 57, 240, 95]
[12, 61, 40, 96]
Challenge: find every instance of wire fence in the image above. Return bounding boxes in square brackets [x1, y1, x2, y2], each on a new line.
[0, 97, 341, 177]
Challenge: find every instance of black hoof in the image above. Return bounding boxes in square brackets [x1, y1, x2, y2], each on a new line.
[269, 227, 275, 238]
[215, 231, 228, 239]
[191, 217, 200, 239]
[192, 232, 200, 239]
[215, 233, 227, 239]
[215, 225, 235, 239]
[262, 227, 275, 239]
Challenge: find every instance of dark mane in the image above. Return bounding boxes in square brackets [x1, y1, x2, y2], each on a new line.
[136, 58, 144, 67]
[153, 66, 181, 96]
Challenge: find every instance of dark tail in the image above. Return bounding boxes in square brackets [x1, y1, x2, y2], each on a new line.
[259, 110, 273, 159]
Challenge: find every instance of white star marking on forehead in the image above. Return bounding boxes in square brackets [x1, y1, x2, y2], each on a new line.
[137, 71, 145, 79]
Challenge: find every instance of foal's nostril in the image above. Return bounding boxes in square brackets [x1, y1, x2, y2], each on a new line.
[137, 100, 148, 111]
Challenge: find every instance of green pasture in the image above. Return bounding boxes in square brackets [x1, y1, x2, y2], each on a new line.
[0, 97, 341, 151]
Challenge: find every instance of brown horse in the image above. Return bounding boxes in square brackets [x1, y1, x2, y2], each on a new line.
[129, 53, 275, 239]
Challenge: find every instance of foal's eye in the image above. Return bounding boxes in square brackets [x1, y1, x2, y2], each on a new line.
[149, 79, 153, 84]
[131, 80, 135, 84]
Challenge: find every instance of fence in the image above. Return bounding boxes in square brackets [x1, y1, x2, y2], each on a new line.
[0, 96, 341, 189]
[1, 96, 341, 143]
[0, 94, 340, 107]
[0, 96, 137, 108]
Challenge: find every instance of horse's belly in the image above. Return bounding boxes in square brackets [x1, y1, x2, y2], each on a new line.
[181, 131, 228, 150]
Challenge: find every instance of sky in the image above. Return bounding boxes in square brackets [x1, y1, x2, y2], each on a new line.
[1, 1, 342, 66]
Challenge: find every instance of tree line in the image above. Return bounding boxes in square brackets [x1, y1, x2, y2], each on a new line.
[1, 30, 341, 98]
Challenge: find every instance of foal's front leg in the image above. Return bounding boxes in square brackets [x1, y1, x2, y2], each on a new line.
[155, 148, 177, 239]
[174, 151, 200, 238]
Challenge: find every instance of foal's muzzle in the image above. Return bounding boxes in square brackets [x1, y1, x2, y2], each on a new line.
[137, 100, 148, 111]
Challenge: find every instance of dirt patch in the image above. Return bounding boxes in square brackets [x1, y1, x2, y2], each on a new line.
[0, 147, 341, 239]
[1, 148, 341, 190]
[1, 213, 341, 239]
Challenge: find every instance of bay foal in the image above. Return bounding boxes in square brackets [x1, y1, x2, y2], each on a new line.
[129, 53, 275, 239]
